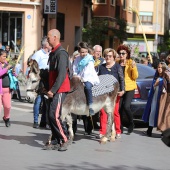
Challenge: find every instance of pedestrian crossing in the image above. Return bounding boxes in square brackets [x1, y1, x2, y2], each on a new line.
[11, 100, 33, 112]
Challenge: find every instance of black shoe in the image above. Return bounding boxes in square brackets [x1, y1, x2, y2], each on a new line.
[120, 125, 124, 134]
[19, 98, 24, 102]
[3, 117, 11, 127]
[39, 122, 46, 128]
[142, 131, 152, 137]
[94, 123, 100, 130]
[84, 131, 92, 136]
[58, 141, 69, 151]
[12, 94, 18, 99]
[128, 123, 134, 134]
[33, 122, 39, 128]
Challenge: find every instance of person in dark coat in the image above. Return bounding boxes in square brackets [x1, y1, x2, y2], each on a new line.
[142, 62, 168, 137]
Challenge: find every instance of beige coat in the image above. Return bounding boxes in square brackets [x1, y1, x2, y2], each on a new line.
[157, 70, 170, 131]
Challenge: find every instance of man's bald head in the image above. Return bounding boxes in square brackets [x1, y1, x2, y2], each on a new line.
[47, 29, 61, 48]
[50, 29, 61, 39]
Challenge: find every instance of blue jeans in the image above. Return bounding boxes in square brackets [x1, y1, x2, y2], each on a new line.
[84, 81, 93, 105]
[33, 95, 41, 123]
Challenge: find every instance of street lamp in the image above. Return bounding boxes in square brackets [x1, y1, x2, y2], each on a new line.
[129, 7, 153, 64]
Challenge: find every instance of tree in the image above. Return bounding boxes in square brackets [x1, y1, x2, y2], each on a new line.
[111, 17, 127, 43]
[157, 30, 170, 53]
[82, 18, 109, 46]
[82, 17, 127, 46]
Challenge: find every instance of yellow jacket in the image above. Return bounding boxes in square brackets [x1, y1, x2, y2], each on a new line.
[124, 59, 138, 91]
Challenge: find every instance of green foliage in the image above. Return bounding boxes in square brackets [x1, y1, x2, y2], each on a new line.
[112, 17, 127, 43]
[82, 17, 127, 46]
[82, 18, 109, 46]
[157, 30, 170, 53]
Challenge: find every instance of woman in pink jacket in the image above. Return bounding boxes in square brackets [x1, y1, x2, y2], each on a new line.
[0, 49, 13, 127]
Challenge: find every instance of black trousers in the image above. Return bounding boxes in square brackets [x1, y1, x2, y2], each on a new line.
[119, 90, 134, 125]
[48, 93, 68, 143]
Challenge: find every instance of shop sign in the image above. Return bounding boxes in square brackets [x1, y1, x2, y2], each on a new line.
[44, 0, 57, 14]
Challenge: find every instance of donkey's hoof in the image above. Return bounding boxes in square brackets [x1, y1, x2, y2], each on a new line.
[110, 136, 116, 142]
[100, 137, 108, 144]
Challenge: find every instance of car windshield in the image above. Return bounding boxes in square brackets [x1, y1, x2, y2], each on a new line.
[137, 64, 155, 79]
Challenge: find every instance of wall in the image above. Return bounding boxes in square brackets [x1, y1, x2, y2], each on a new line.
[48, 0, 82, 55]
[0, 2, 42, 72]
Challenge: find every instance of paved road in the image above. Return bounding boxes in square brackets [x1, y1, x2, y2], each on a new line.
[0, 90, 170, 170]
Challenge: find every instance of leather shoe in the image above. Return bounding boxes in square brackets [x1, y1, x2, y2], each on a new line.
[128, 123, 135, 134]
[142, 131, 152, 137]
[3, 117, 11, 127]
[33, 122, 39, 128]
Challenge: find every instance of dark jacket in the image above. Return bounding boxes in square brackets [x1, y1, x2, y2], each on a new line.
[98, 63, 125, 91]
[48, 45, 70, 94]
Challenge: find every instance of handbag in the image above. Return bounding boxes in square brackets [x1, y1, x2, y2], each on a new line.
[8, 69, 18, 90]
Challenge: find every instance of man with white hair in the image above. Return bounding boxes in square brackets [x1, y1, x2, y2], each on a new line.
[32, 36, 51, 129]
[93, 45, 105, 73]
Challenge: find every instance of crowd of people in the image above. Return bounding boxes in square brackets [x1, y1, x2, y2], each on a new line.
[0, 29, 170, 151]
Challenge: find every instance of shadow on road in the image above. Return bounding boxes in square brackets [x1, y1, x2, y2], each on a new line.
[0, 132, 49, 148]
[28, 162, 157, 170]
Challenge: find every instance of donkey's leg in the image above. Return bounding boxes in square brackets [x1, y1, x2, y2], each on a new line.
[65, 113, 74, 142]
[110, 121, 116, 142]
[100, 112, 113, 144]
[106, 112, 113, 139]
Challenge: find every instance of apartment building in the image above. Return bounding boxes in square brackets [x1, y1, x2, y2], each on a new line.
[92, 0, 169, 53]
[92, 0, 134, 49]
[125, 0, 169, 53]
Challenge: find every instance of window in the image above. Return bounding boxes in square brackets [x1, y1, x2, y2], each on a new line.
[56, 13, 65, 40]
[96, 0, 106, 4]
[139, 12, 153, 25]
[132, 12, 136, 23]
[123, 0, 126, 9]
[111, 0, 115, 6]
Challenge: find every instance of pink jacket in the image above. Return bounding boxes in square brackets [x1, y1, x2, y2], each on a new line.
[0, 62, 9, 94]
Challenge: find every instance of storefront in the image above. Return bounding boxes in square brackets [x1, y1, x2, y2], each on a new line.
[0, 12, 22, 53]
[0, 0, 42, 71]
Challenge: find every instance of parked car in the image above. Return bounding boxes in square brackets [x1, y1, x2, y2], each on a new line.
[130, 63, 155, 119]
[139, 51, 159, 59]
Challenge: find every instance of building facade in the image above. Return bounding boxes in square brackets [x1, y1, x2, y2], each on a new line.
[0, 0, 43, 71]
[125, 0, 169, 53]
[0, 0, 89, 71]
[92, 0, 169, 53]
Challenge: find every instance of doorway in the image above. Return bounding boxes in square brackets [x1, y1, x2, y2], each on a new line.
[0, 12, 23, 54]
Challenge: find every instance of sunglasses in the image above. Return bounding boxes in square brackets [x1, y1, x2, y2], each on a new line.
[118, 52, 126, 56]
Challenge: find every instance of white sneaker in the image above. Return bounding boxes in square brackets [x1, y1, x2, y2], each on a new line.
[96, 134, 104, 139]
[116, 134, 121, 139]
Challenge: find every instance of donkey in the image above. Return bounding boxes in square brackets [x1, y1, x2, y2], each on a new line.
[25, 60, 40, 103]
[61, 75, 119, 143]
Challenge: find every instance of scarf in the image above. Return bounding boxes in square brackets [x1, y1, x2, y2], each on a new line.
[8, 69, 18, 90]
[77, 54, 94, 73]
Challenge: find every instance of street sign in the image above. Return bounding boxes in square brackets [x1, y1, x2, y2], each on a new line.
[44, 0, 57, 14]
